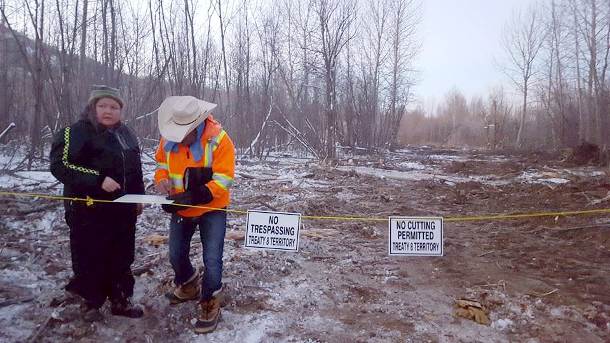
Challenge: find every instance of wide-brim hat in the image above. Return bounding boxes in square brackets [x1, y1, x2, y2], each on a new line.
[158, 96, 217, 142]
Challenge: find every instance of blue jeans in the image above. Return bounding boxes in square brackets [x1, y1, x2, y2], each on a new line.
[169, 210, 227, 300]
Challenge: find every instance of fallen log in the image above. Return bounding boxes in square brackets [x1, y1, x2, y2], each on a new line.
[0, 296, 35, 308]
[27, 314, 53, 343]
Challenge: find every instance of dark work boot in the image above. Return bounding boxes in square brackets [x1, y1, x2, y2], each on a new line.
[110, 298, 144, 318]
[81, 302, 104, 323]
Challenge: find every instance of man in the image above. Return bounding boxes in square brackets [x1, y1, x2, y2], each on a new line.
[154, 96, 235, 334]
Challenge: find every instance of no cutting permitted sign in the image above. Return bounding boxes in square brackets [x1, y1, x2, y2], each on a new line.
[389, 216, 443, 256]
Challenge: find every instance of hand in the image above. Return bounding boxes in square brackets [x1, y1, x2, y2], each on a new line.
[136, 203, 144, 216]
[155, 179, 171, 195]
[195, 186, 213, 204]
[161, 191, 194, 213]
[161, 203, 179, 213]
[101, 177, 121, 192]
[167, 191, 194, 205]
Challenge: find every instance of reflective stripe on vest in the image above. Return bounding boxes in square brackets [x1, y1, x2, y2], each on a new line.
[212, 173, 234, 190]
[169, 173, 184, 190]
[166, 150, 184, 190]
[166, 130, 228, 191]
[204, 130, 227, 167]
[156, 162, 168, 172]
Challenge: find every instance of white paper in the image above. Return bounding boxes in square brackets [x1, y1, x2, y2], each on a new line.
[114, 194, 174, 204]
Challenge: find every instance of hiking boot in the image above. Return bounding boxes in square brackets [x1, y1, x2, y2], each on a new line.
[110, 298, 144, 318]
[214, 283, 225, 307]
[165, 266, 201, 305]
[194, 286, 223, 334]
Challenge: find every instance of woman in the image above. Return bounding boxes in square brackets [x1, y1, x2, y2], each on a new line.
[50, 85, 144, 321]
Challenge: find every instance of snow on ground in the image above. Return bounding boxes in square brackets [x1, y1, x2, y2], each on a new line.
[0, 171, 57, 189]
[1, 145, 609, 342]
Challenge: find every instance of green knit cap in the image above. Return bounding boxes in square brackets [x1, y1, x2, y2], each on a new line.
[88, 85, 124, 108]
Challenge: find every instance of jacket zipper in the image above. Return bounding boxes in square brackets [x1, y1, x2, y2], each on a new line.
[121, 149, 126, 194]
[112, 130, 128, 195]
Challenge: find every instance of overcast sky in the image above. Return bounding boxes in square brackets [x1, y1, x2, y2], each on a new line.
[412, 0, 533, 106]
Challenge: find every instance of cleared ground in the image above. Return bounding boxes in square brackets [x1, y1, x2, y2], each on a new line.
[1, 146, 609, 342]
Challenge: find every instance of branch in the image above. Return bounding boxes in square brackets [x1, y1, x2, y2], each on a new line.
[135, 108, 159, 121]
[589, 192, 610, 205]
[244, 97, 273, 158]
[272, 118, 320, 159]
[0, 123, 16, 140]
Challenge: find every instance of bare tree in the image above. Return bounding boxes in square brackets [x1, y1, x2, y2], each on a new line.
[184, 0, 197, 86]
[0, 2, 14, 140]
[25, 0, 45, 168]
[539, 0, 571, 146]
[312, 0, 357, 159]
[231, 0, 254, 153]
[567, 0, 587, 143]
[273, 0, 326, 157]
[46, 0, 81, 128]
[576, 0, 610, 147]
[78, 0, 88, 95]
[499, 4, 546, 147]
[361, 0, 391, 148]
[382, 0, 422, 149]
[486, 87, 513, 149]
[436, 88, 470, 146]
[214, 0, 231, 113]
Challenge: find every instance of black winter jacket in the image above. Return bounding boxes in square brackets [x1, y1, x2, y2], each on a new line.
[50, 119, 145, 208]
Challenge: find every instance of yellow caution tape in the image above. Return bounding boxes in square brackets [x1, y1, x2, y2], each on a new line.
[444, 209, 610, 222]
[1, 190, 609, 222]
[0, 190, 246, 213]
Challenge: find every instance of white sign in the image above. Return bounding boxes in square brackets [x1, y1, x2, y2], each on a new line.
[245, 210, 301, 251]
[115, 194, 174, 204]
[388, 216, 443, 256]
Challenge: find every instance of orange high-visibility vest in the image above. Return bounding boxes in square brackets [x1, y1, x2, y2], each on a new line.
[154, 115, 235, 217]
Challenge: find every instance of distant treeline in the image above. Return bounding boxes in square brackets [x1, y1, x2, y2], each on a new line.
[400, 0, 610, 151]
